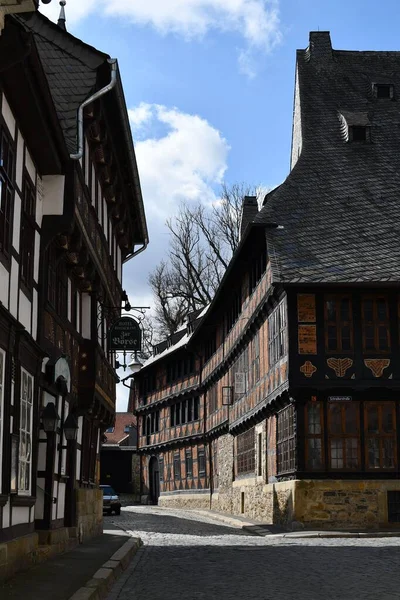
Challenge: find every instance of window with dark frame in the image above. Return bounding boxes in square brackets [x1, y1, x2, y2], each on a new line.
[0, 128, 14, 259]
[364, 402, 396, 470]
[252, 331, 260, 385]
[236, 428, 255, 476]
[249, 250, 267, 295]
[198, 447, 206, 476]
[170, 397, 200, 426]
[268, 301, 287, 367]
[20, 171, 36, 289]
[185, 450, 193, 478]
[325, 296, 353, 353]
[208, 386, 218, 414]
[362, 296, 390, 352]
[159, 457, 164, 482]
[257, 432, 263, 476]
[305, 401, 324, 470]
[173, 453, 181, 480]
[328, 401, 360, 470]
[387, 491, 400, 523]
[277, 405, 296, 474]
[350, 125, 367, 142]
[232, 346, 249, 400]
[226, 286, 242, 333]
[374, 83, 393, 99]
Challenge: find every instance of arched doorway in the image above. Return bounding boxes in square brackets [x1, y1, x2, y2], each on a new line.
[149, 456, 160, 505]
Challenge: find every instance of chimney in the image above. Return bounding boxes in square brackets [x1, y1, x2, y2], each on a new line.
[240, 196, 258, 239]
[307, 31, 333, 62]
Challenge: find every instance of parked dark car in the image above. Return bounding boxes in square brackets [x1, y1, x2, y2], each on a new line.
[100, 485, 121, 515]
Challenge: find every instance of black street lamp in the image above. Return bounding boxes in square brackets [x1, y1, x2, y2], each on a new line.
[41, 402, 60, 433]
[63, 412, 79, 441]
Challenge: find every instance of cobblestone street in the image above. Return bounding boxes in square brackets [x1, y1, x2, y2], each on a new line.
[105, 506, 400, 600]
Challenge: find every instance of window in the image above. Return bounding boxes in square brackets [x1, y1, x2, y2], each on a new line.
[185, 450, 193, 478]
[204, 333, 216, 362]
[328, 401, 360, 470]
[387, 491, 400, 523]
[173, 453, 181, 480]
[350, 126, 367, 142]
[305, 401, 324, 470]
[236, 428, 255, 476]
[268, 300, 286, 367]
[19, 369, 33, 495]
[325, 296, 353, 352]
[0, 350, 5, 492]
[198, 447, 206, 476]
[249, 251, 267, 295]
[252, 331, 260, 385]
[0, 128, 14, 258]
[374, 84, 393, 99]
[143, 410, 159, 438]
[362, 296, 390, 352]
[232, 347, 249, 399]
[364, 402, 396, 470]
[208, 386, 218, 414]
[20, 172, 36, 289]
[170, 397, 199, 426]
[159, 457, 164, 482]
[257, 433, 263, 477]
[226, 287, 242, 333]
[277, 405, 296, 474]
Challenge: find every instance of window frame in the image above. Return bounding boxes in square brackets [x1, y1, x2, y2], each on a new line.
[324, 295, 353, 353]
[0, 349, 5, 493]
[236, 428, 255, 476]
[173, 452, 181, 480]
[185, 449, 193, 478]
[20, 169, 36, 292]
[364, 401, 397, 471]
[268, 300, 287, 367]
[327, 401, 360, 471]
[198, 447, 206, 476]
[0, 126, 15, 261]
[361, 295, 391, 353]
[277, 405, 296, 474]
[18, 368, 34, 496]
[304, 401, 325, 471]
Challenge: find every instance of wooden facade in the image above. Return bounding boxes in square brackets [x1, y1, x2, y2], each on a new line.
[135, 31, 400, 529]
[0, 6, 147, 580]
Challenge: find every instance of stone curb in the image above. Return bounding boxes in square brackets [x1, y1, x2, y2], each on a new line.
[242, 527, 400, 539]
[67, 537, 142, 600]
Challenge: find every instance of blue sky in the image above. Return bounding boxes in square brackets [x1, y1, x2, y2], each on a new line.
[40, 0, 400, 408]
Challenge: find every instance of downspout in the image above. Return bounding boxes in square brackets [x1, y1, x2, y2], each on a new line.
[70, 58, 117, 161]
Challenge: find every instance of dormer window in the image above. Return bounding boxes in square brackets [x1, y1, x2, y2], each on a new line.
[374, 83, 394, 99]
[350, 126, 367, 142]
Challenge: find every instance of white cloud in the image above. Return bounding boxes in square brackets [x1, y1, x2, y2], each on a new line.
[130, 103, 230, 220]
[40, 0, 281, 76]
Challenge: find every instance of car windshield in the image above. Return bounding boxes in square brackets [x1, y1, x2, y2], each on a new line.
[101, 486, 116, 496]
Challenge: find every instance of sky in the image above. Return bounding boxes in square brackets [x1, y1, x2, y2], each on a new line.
[39, 0, 400, 409]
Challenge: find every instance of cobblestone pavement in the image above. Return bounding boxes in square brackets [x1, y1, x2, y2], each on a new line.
[105, 506, 400, 600]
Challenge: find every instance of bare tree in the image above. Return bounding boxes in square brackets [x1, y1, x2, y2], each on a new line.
[149, 182, 260, 337]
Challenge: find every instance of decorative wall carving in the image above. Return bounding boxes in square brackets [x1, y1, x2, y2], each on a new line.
[364, 358, 390, 378]
[300, 361, 317, 377]
[327, 357, 353, 377]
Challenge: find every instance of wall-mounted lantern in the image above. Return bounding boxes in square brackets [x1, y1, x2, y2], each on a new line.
[41, 402, 60, 433]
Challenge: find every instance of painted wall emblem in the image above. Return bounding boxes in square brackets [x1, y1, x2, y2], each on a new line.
[327, 357, 353, 377]
[300, 361, 317, 377]
[364, 359, 390, 378]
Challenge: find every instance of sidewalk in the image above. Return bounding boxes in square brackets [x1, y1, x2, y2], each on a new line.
[188, 508, 400, 538]
[0, 524, 141, 600]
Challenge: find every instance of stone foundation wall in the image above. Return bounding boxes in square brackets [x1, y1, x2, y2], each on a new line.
[294, 480, 400, 529]
[158, 493, 211, 510]
[76, 487, 103, 542]
[0, 532, 39, 582]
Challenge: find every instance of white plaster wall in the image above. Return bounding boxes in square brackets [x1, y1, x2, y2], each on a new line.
[25, 147, 35, 183]
[41, 175, 65, 216]
[15, 130, 24, 191]
[36, 177, 44, 227]
[12, 192, 21, 252]
[33, 230, 40, 285]
[18, 289, 31, 333]
[9, 258, 18, 319]
[35, 477, 45, 520]
[12, 506, 30, 526]
[1, 94, 15, 139]
[81, 293, 91, 339]
[57, 482, 66, 519]
[52, 481, 57, 520]
[32, 288, 38, 341]
[0, 261, 9, 308]
[2, 500, 10, 528]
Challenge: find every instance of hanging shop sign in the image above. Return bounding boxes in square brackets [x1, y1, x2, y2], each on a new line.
[108, 317, 142, 351]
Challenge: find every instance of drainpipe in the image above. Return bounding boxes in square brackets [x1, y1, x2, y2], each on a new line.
[70, 58, 117, 161]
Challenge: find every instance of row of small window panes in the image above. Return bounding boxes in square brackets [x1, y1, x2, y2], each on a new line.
[142, 411, 160, 436]
[236, 428, 256, 475]
[166, 354, 195, 384]
[325, 296, 390, 353]
[171, 449, 205, 480]
[231, 347, 249, 398]
[249, 250, 267, 295]
[170, 397, 200, 427]
[226, 288, 242, 333]
[305, 401, 397, 471]
[277, 405, 294, 443]
[268, 301, 286, 366]
[277, 437, 296, 473]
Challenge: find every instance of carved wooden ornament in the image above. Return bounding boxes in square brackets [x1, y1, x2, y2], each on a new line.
[300, 361, 317, 378]
[364, 359, 390, 378]
[327, 357, 353, 377]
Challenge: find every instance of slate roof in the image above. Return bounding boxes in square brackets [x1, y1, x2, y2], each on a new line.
[254, 31, 400, 284]
[103, 412, 136, 445]
[15, 11, 107, 154]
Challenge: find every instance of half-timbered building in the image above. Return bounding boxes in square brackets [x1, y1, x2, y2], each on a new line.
[135, 31, 400, 530]
[0, 3, 147, 579]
